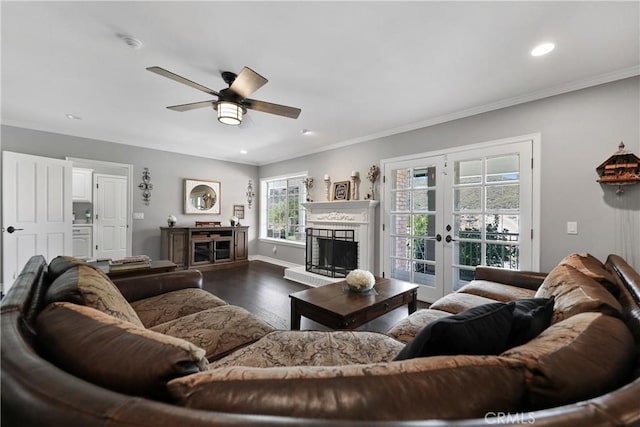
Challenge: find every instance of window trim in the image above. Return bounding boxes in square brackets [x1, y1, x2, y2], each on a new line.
[260, 171, 308, 246]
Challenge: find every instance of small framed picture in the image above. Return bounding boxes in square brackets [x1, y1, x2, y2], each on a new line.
[332, 181, 351, 201]
[233, 204, 245, 219]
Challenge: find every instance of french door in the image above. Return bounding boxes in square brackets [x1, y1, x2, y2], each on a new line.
[383, 138, 536, 302]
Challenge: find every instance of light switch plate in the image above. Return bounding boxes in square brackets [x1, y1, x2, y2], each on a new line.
[133, 212, 144, 220]
[567, 221, 578, 234]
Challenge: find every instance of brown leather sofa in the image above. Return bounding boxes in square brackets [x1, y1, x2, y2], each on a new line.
[2, 254, 639, 426]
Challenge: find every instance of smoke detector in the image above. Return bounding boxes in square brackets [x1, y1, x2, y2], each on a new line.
[117, 33, 143, 50]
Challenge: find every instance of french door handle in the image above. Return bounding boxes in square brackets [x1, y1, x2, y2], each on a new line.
[445, 235, 457, 243]
[6, 226, 24, 234]
[425, 234, 442, 242]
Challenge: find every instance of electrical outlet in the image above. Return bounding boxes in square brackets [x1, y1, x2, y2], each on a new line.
[567, 221, 578, 234]
[132, 212, 144, 220]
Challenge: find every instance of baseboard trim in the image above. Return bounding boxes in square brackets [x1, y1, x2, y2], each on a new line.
[249, 255, 300, 269]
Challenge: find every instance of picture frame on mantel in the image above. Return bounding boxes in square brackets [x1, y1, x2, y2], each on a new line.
[332, 181, 351, 201]
[184, 179, 221, 215]
[233, 204, 245, 219]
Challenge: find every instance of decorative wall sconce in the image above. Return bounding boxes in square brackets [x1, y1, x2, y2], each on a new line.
[596, 142, 640, 195]
[138, 167, 153, 205]
[303, 177, 314, 202]
[246, 179, 255, 209]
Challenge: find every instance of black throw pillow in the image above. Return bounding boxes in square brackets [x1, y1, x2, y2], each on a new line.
[394, 302, 515, 361]
[505, 297, 555, 349]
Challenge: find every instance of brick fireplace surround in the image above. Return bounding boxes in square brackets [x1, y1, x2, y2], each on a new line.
[284, 200, 379, 287]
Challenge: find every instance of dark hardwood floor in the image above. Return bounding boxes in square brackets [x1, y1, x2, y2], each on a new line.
[201, 261, 427, 332]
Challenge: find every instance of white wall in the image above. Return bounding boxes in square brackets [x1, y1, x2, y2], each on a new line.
[258, 76, 640, 272]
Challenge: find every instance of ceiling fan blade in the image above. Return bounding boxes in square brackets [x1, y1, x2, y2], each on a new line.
[147, 66, 219, 96]
[244, 99, 301, 119]
[229, 67, 268, 99]
[167, 100, 215, 112]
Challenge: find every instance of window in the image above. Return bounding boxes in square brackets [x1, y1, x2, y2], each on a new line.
[260, 174, 307, 244]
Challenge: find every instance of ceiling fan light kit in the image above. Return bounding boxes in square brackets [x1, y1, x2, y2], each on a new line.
[216, 101, 244, 126]
[147, 65, 301, 127]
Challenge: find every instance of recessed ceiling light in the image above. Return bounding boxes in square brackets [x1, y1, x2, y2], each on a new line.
[240, 149, 248, 154]
[65, 114, 82, 120]
[531, 42, 555, 57]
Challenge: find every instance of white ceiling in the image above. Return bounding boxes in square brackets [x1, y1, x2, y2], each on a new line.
[2, 1, 639, 166]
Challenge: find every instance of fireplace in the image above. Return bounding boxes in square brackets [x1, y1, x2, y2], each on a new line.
[284, 200, 379, 287]
[306, 228, 358, 278]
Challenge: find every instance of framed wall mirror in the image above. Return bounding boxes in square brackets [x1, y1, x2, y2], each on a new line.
[184, 179, 221, 214]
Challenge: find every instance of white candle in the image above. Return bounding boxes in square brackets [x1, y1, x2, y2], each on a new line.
[324, 174, 330, 180]
[351, 170, 358, 177]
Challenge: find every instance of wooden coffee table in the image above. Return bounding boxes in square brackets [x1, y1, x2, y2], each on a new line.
[289, 277, 418, 330]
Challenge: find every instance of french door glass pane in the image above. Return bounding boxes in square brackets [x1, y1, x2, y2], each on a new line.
[390, 236, 410, 258]
[456, 241, 481, 266]
[391, 259, 411, 281]
[413, 262, 436, 286]
[413, 166, 436, 188]
[392, 169, 412, 189]
[413, 213, 436, 237]
[486, 243, 520, 269]
[486, 155, 519, 182]
[392, 191, 411, 211]
[454, 187, 481, 211]
[486, 184, 519, 210]
[453, 214, 482, 238]
[452, 267, 474, 291]
[455, 159, 482, 184]
[391, 214, 411, 235]
[484, 214, 520, 238]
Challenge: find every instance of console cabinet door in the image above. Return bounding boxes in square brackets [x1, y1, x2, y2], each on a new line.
[162, 228, 188, 268]
[234, 228, 248, 260]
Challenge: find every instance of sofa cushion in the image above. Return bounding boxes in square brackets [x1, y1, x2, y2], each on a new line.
[505, 297, 555, 349]
[429, 292, 501, 314]
[458, 280, 536, 302]
[36, 302, 209, 399]
[386, 308, 451, 343]
[535, 264, 622, 323]
[211, 330, 404, 368]
[501, 312, 635, 409]
[559, 252, 619, 296]
[168, 355, 526, 421]
[130, 288, 228, 328]
[45, 265, 143, 327]
[151, 305, 275, 360]
[394, 302, 514, 361]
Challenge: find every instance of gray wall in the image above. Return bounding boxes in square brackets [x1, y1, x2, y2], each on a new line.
[1, 126, 259, 280]
[258, 76, 640, 272]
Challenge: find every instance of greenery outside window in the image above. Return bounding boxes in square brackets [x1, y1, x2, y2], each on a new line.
[260, 174, 307, 243]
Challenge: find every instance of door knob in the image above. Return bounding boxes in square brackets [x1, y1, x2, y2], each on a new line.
[445, 235, 457, 243]
[6, 226, 24, 234]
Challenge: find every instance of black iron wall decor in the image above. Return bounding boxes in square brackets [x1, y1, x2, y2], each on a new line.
[139, 167, 153, 205]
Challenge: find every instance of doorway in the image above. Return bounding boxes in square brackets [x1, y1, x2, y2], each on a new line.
[67, 157, 132, 261]
[382, 135, 540, 302]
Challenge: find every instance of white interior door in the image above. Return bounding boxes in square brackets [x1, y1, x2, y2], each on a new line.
[383, 136, 537, 303]
[94, 174, 127, 260]
[2, 151, 73, 293]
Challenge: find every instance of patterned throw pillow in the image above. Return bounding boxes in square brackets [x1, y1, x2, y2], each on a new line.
[45, 264, 143, 327]
[37, 302, 209, 398]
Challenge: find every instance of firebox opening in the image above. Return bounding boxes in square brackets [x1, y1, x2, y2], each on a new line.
[306, 228, 358, 278]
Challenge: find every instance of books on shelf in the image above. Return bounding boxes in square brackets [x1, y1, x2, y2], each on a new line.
[109, 255, 151, 271]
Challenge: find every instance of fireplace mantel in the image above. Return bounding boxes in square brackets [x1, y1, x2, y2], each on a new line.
[302, 200, 379, 210]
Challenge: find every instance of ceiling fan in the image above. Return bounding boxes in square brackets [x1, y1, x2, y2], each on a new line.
[147, 66, 301, 126]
